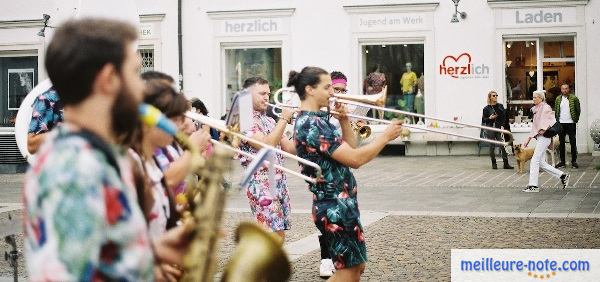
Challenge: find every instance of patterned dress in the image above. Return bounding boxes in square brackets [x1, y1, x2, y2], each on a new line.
[28, 88, 64, 134]
[23, 125, 154, 281]
[239, 111, 291, 232]
[294, 111, 367, 269]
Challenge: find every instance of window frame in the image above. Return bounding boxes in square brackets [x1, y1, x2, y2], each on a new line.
[220, 41, 283, 113]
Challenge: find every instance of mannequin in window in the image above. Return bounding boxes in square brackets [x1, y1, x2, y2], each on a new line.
[400, 62, 417, 122]
[415, 73, 425, 124]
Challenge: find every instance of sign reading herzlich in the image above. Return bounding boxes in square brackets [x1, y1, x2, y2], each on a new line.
[439, 53, 490, 79]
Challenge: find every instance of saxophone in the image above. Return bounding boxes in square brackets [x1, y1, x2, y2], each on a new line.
[180, 132, 291, 282]
[140, 104, 291, 281]
[181, 145, 231, 282]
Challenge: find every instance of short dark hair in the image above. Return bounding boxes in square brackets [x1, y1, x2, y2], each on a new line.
[330, 71, 347, 81]
[287, 66, 328, 100]
[144, 80, 189, 118]
[45, 18, 137, 106]
[141, 71, 175, 83]
[243, 77, 269, 89]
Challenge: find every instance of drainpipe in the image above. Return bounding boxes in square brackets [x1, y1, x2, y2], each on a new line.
[178, 0, 184, 90]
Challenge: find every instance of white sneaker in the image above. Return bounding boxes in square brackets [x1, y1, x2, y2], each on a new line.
[319, 259, 335, 277]
[522, 186, 539, 193]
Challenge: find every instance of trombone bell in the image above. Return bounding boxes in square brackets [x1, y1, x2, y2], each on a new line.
[221, 222, 291, 282]
[352, 122, 371, 139]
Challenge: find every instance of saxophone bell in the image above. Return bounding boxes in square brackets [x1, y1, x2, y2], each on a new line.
[222, 222, 291, 282]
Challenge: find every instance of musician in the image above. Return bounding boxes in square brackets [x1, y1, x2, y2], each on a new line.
[141, 72, 211, 198]
[23, 18, 191, 281]
[238, 77, 295, 240]
[27, 87, 64, 154]
[291, 66, 402, 281]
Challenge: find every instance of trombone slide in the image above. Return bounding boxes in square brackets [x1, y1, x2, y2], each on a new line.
[185, 111, 323, 178]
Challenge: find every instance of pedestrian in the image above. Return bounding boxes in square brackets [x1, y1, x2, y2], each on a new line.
[292, 66, 402, 281]
[522, 90, 570, 193]
[481, 90, 513, 170]
[554, 83, 581, 168]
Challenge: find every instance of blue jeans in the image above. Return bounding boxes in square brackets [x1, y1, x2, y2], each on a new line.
[403, 92, 415, 112]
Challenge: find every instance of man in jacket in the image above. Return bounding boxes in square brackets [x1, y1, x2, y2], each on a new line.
[554, 83, 580, 168]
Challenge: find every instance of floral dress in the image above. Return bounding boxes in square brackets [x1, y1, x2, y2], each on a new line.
[294, 111, 367, 269]
[238, 111, 291, 232]
[23, 125, 154, 281]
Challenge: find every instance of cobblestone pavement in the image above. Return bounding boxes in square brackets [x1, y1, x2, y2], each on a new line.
[1, 154, 599, 280]
[290, 216, 600, 282]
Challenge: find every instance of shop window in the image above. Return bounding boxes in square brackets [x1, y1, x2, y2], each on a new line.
[543, 40, 574, 58]
[504, 40, 537, 127]
[504, 37, 575, 129]
[138, 47, 155, 73]
[0, 55, 38, 127]
[223, 47, 282, 111]
[361, 44, 425, 123]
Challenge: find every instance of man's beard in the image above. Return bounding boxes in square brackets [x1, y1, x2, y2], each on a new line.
[111, 82, 140, 146]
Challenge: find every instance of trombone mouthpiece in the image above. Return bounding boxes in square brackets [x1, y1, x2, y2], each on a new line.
[139, 103, 178, 136]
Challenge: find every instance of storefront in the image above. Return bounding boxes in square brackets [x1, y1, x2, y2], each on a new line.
[0, 18, 45, 172]
[186, 0, 598, 155]
[1, 0, 598, 161]
[0, 0, 173, 172]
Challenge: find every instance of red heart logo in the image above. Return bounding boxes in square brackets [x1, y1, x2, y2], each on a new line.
[441, 53, 472, 78]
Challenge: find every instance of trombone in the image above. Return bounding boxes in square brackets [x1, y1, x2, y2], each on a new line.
[185, 111, 323, 182]
[272, 88, 512, 146]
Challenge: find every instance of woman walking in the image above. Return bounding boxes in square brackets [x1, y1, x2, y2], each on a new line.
[523, 90, 570, 192]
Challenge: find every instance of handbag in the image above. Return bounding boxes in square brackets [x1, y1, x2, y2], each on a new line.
[543, 122, 561, 138]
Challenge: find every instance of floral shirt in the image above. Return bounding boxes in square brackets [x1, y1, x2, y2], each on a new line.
[294, 111, 361, 231]
[28, 88, 64, 134]
[238, 111, 291, 231]
[23, 125, 154, 281]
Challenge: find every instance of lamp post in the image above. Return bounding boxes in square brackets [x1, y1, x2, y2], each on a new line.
[451, 0, 467, 23]
[37, 14, 54, 37]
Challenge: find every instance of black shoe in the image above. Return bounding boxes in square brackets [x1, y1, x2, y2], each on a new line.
[492, 163, 498, 169]
[503, 164, 514, 169]
[555, 162, 565, 168]
[572, 162, 579, 169]
[560, 173, 570, 189]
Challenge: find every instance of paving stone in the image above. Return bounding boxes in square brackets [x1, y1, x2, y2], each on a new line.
[291, 216, 600, 281]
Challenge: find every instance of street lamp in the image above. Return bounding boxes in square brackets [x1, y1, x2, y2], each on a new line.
[450, 0, 467, 23]
[37, 14, 55, 37]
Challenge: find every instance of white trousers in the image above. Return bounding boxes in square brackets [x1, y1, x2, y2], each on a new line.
[528, 136, 564, 187]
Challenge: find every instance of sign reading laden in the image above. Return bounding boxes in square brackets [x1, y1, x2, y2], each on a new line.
[439, 53, 490, 79]
[501, 7, 577, 27]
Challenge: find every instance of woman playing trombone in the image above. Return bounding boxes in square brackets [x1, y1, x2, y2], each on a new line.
[291, 66, 402, 281]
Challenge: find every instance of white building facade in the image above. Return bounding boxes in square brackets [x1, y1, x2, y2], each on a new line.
[0, 0, 598, 166]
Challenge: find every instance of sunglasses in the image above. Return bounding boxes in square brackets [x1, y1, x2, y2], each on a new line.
[491, 94, 498, 97]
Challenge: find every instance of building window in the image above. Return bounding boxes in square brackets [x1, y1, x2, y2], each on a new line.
[0, 55, 38, 127]
[504, 37, 575, 128]
[223, 47, 282, 111]
[361, 43, 425, 123]
[138, 47, 155, 73]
